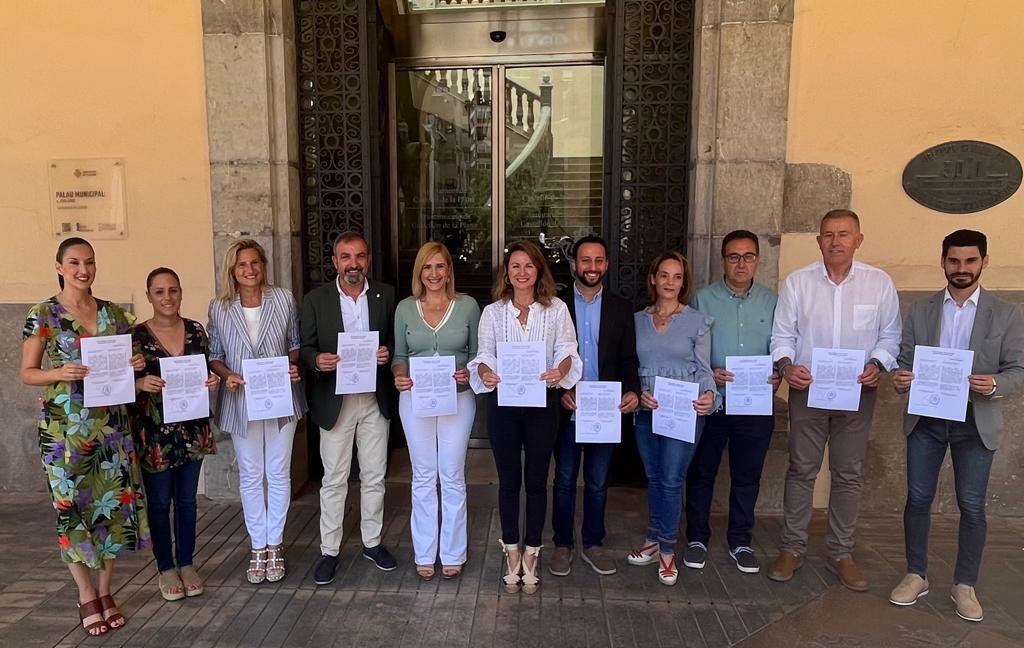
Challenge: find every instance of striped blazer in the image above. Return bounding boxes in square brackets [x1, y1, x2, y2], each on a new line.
[207, 286, 308, 436]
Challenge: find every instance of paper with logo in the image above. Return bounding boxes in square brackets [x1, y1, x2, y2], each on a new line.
[335, 331, 378, 395]
[242, 356, 294, 421]
[81, 334, 135, 407]
[410, 355, 458, 418]
[807, 347, 865, 412]
[496, 340, 546, 407]
[159, 354, 210, 424]
[652, 376, 699, 442]
[575, 381, 622, 443]
[725, 355, 774, 416]
[908, 345, 973, 422]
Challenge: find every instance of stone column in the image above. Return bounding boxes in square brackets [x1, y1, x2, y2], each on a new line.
[201, 0, 304, 498]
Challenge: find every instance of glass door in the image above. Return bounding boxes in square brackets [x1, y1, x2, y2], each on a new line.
[391, 64, 605, 301]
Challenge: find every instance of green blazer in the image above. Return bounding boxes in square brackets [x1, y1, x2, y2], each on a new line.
[300, 278, 397, 429]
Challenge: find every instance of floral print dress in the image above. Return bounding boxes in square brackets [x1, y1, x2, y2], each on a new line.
[131, 319, 217, 473]
[23, 297, 150, 568]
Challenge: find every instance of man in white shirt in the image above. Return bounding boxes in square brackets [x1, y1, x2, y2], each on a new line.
[768, 209, 901, 591]
[888, 230, 1024, 622]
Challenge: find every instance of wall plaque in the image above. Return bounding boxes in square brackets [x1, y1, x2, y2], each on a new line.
[902, 140, 1021, 214]
[48, 158, 128, 238]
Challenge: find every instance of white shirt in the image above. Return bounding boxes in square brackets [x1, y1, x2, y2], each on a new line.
[771, 260, 902, 370]
[468, 297, 583, 394]
[940, 286, 980, 351]
[337, 278, 370, 332]
[241, 305, 261, 348]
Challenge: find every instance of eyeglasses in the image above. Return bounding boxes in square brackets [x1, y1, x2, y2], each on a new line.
[724, 253, 758, 264]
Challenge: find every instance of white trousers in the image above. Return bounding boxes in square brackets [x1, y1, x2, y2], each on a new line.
[319, 393, 390, 556]
[400, 389, 475, 565]
[231, 419, 297, 549]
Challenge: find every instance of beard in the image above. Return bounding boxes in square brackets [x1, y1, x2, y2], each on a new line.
[576, 271, 605, 288]
[342, 268, 365, 285]
[945, 270, 980, 289]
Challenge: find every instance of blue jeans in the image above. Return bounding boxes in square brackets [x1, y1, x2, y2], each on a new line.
[904, 413, 994, 586]
[634, 410, 703, 555]
[551, 420, 616, 548]
[142, 458, 204, 572]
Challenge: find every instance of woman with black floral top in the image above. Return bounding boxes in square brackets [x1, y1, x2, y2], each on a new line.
[132, 267, 219, 601]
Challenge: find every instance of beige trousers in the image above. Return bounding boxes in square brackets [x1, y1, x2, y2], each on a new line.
[319, 393, 390, 556]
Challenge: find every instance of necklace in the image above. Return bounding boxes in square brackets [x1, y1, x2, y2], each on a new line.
[651, 304, 681, 328]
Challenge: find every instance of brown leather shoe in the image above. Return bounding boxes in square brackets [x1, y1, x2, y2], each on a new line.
[827, 556, 869, 592]
[767, 551, 804, 582]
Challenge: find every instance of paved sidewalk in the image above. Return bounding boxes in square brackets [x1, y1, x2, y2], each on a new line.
[0, 486, 1021, 647]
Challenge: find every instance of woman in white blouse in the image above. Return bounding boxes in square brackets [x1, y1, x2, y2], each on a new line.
[207, 239, 307, 585]
[468, 240, 581, 594]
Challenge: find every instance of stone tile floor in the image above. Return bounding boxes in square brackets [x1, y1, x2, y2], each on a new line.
[0, 486, 1022, 647]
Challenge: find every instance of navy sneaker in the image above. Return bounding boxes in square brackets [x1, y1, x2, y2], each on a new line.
[682, 542, 707, 569]
[313, 554, 339, 585]
[729, 546, 760, 574]
[362, 544, 398, 571]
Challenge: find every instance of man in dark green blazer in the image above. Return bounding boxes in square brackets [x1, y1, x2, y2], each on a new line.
[301, 231, 397, 584]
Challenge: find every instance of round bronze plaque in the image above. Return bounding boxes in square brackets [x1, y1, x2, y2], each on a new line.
[902, 140, 1022, 213]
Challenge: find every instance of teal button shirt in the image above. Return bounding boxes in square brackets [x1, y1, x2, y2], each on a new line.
[692, 279, 778, 400]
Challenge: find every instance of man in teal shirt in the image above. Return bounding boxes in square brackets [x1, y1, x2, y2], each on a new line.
[683, 230, 779, 574]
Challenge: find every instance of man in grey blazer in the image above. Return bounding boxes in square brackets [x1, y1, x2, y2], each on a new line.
[889, 229, 1024, 622]
[301, 231, 398, 584]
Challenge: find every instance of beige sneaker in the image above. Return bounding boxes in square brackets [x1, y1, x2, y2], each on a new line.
[548, 546, 573, 577]
[889, 573, 929, 606]
[950, 584, 983, 622]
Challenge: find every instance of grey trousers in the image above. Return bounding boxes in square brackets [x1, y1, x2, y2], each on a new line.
[780, 388, 878, 557]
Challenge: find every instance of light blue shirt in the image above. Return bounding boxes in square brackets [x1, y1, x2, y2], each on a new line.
[574, 284, 602, 381]
[692, 279, 777, 400]
[940, 287, 980, 351]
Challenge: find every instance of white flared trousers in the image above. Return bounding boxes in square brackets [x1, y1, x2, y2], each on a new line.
[231, 419, 297, 549]
[399, 389, 476, 565]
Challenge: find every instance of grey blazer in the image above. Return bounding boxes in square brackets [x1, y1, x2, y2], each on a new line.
[207, 287, 308, 436]
[898, 288, 1024, 450]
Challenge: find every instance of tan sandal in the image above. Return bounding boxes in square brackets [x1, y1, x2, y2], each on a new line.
[416, 565, 435, 581]
[247, 548, 268, 584]
[266, 545, 286, 583]
[522, 545, 542, 594]
[158, 569, 186, 601]
[180, 565, 204, 597]
[499, 540, 521, 594]
[77, 598, 108, 636]
[441, 564, 462, 580]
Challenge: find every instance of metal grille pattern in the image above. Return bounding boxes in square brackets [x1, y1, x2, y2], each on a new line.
[607, 0, 694, 305]
[296, 0, 374, 287]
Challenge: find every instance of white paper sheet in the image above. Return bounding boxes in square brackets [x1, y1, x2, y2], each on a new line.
[574, 381, 622, 443]
[496, 340, 546, 407]
[908, 345, 974, 422]
[807, 347, 866, 412]
[652, 376, 699, 442]
[159, 354, 211, 424]
[242, 356, 294, 421]
[81, 334, 136, 407]
[725, 355, 774, 416]
[410, 355, 458, 418]
[335, 331, 379, 395]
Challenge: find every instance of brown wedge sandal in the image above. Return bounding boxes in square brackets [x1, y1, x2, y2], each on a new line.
[77, 598, 109, 636]
[98, 595, 126, 629]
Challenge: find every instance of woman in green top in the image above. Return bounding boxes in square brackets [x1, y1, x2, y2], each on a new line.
[132, 267, 219, 602]
[392, 241, 480, 581]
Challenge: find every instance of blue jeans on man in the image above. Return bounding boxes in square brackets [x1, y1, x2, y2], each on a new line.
[634, 410, 703, 554]
[685, 410, 774, 550]
[904, 412, 994, 586]
[552, 420, 615, 548]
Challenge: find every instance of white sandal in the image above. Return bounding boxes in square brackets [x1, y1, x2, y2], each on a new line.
[247, 548, 268, 584]
[499, 540, 521, 594]
[266, 545, 286, 582]
[522, 545, 543, 594]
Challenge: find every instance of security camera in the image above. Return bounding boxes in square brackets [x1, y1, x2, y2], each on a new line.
[489, 30, 507, 43]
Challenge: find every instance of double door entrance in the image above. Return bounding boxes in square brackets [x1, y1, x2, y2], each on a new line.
[390, 64, 605, 301]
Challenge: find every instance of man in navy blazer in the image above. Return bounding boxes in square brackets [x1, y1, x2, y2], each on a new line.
[301, 231, 398, 584]
[548, 235, 641, 577]
[889, 229, 1024, 622]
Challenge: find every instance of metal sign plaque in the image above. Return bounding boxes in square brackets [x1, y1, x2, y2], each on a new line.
[902, 140, 1022, 214]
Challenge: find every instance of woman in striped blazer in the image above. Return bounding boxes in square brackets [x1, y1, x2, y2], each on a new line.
[207, 239, 307, 585]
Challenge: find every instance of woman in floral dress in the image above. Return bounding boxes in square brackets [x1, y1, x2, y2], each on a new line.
[19, 237, 149, 636]
[132, 267, 219, 601]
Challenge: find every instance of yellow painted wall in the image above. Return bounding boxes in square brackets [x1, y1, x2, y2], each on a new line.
[783, 0, 1024, 289]
[0, 3, 214, 320]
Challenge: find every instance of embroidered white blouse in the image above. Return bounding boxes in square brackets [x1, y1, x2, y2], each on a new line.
[468, 297, 582, 394]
